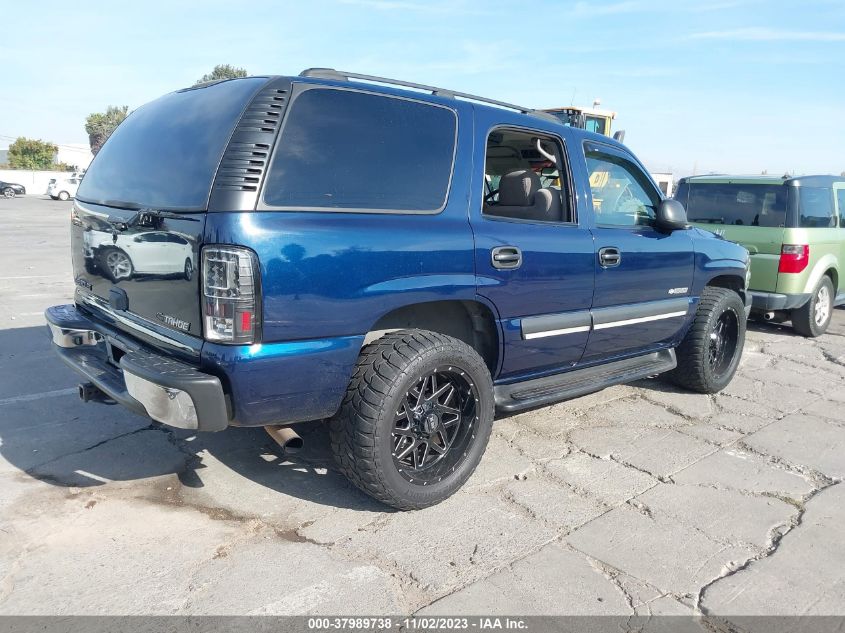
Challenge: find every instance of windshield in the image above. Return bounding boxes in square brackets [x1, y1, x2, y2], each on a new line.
[677, 182, 787, 227]
[77, 77, 266, 211]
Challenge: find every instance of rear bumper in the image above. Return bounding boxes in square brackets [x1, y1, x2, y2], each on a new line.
[45, 304, 229, 431]
[749, 291, 810, 312]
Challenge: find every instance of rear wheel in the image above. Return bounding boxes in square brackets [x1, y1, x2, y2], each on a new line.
[2, 188, 15, 199]
[184, 258, 194, 281]
[792, 276, 834, 337]
[668, 287, 746, 393]
[329, 330, 494, 510]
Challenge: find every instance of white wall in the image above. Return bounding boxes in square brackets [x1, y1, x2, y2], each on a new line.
[0, 169, 79, 196]
[651, 172, 675, 197]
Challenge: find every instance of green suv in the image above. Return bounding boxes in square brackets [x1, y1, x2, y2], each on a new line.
[675, 175, 845, 336]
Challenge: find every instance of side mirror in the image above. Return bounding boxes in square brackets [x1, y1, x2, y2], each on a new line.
[655, 198, 688, 232]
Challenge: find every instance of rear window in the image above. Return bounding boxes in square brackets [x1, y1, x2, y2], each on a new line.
[795, 187, 836, 228]
[77, 77, 265, 211]
[262, 88, 457, 212]
[678, 182, 787, 227]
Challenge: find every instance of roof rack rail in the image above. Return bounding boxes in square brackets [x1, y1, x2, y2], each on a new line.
[299, 68, 559, 123]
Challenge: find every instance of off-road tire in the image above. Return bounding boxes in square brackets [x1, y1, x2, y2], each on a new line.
[667, 287, 746, 393]
[791, 276, 834, 338]
[328, 329, 494, 510]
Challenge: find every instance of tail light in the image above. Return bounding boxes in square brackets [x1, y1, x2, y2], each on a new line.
[778, 244, 810, 274]
[202, 246, 260, 344]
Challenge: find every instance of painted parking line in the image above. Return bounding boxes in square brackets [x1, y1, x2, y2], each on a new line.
[0, 275, 69, 280]
[0, 387, 77, 406]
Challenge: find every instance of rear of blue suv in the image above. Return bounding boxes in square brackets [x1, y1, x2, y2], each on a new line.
[47, 70, 750, 509]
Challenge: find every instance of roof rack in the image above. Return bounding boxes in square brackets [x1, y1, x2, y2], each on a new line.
[299, 68, 559, 123]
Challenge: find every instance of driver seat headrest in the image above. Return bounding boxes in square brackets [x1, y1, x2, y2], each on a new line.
[498, 169, 541, 206]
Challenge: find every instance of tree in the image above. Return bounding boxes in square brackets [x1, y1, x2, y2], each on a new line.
[7, 137, 58, 170]
[85, 105, 129, 156]
[195, 64, 248, 85]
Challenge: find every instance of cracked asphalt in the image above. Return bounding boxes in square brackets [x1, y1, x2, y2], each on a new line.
[1, 196, 844, 622]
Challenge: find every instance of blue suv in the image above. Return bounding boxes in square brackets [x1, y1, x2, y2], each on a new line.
[46, 69, 750, 509]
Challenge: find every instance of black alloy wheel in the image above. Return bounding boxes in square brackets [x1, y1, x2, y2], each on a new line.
[392, 368, 479, 484]
[708, 309, 739, 381]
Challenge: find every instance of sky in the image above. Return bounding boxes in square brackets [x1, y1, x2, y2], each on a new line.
[2, 0, 844, 177]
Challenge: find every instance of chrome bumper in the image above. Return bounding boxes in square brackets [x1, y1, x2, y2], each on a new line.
[45, 305, 229, 432]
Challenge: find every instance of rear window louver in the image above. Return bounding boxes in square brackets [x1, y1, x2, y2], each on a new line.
[209, 79, 292, 209]
[215, 142, 270, 192]
[237, 89, 288, 134]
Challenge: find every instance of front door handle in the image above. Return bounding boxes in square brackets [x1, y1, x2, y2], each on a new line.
[598, 246, 621, 268]
[491, 246, 522, 270]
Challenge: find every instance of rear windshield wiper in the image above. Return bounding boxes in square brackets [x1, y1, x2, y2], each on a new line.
[78, 197, 204, 216]
[141, 210, 200, 221]
[106, 209, 200, 230]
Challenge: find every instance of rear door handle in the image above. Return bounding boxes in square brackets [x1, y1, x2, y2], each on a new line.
[598, 246, 621, 268]
[491, 246, 522, 270]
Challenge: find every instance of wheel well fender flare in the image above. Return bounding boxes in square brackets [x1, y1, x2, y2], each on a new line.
[363, 298, 502, 375]
[802, 255, 839, 295]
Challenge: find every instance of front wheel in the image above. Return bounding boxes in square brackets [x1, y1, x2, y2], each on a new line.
[791, 276, 834, 337]
[329, 330, 494, 510]
[667, 287, 746, 393]
[2, 188, 15, 199]
[184, 258, 194, 281]
[57, 191, 70, 201]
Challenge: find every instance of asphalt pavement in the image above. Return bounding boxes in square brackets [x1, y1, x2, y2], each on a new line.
[0, 195, 843, 626]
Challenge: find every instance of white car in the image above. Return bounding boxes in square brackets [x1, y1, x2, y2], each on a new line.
[83, 230, 195, 282]
[47, 177, 82, 201]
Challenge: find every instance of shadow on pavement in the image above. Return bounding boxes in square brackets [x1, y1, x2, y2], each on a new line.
[0, 325, 386, 512]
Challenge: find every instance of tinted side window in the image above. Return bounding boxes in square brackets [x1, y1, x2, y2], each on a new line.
[263, 89, 456, 212]
[796, 187, 835, 228]
[836, 188, 845, 227]
[585, 148, 658, 227]
[685, 183, 787, 227]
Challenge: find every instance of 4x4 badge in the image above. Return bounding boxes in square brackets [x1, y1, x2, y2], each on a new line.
[156, 312, 191, 332]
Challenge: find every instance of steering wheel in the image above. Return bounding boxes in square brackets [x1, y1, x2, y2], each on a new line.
[485, 189, 499, 204]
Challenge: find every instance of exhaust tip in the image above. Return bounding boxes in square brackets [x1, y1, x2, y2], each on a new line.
[264, 425, 304, 455]
[763, 311, 775, 321]
[284, 436, 304, 454]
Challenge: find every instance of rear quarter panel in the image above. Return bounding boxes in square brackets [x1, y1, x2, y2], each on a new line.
[203, 212, 478, 343]
[776, 227, 841, 295]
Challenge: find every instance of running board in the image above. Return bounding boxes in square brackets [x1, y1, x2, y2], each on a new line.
[494, 349, 677, 413]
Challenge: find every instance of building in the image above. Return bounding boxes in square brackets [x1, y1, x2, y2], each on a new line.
[650, 172, 675, 198]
